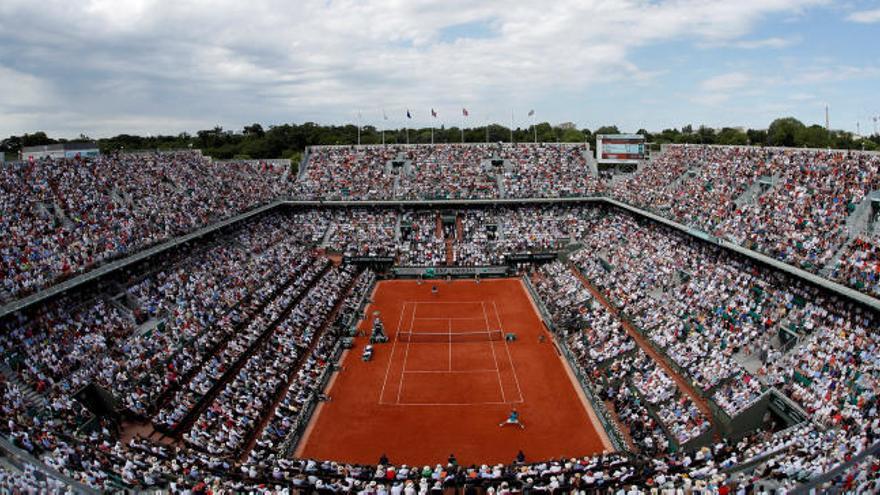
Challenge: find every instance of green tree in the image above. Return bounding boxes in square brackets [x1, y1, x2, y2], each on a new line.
[716, 127, 748, 145]
[696, 126, 716, 144]
[559, 128, 585, 143]
[243, 123, 265, 138]
[796, 125, 830, 149]
[747, 129, 768, 146]
[767, 117, 806, 147]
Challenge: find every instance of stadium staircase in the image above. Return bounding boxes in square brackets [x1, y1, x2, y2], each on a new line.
[150, 259, 329, 430]
[51, 201, 74, 229]
[35, 202, 53, 221]
[734, 174, 779, 207]
[110, 188, 128, 209]
[584, 149, 599, 177]
[844, 190, 880, 238]
[496, 173, 506, 198]
[819, 190, 880, 277]
[296, 149, 310, 180]
[320, 223, 336, 248]
[820, 237, 857, 278]
[0, 364, 49, 412]
[435, 212, 443, 239]
[236, 267, 365, 461]
[662, 167, 699, 201]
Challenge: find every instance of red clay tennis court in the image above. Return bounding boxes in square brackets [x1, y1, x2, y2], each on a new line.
[296, 278, 611, 466]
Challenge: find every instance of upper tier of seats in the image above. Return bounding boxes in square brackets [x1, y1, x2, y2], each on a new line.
[3, 143, 880, 309]
[292, 143, 604, 200]
[0, 151, 290, 304]
[611, 145, 880, 298]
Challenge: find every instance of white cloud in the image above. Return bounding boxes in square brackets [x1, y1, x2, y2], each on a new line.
[0, 0, 831, 136]
[700, 72, 751, 92]
[734, 36, 801, 49]
[0, 65, 56, 109]
[846, 8, 880, 23]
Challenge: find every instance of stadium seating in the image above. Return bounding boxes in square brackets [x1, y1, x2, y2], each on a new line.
[0, 152, 289, 304]
[612, 145, 880, 297]
[3, 142, 880, 493]
[292, 143, 604, 201]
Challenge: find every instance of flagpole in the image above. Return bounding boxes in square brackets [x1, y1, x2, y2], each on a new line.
[485, 114, 489, 144]
[357, 112, 361, 146]
[533, 113, 537, 143]
[461, 108, 466, 143]
[510, 109, 514, 143]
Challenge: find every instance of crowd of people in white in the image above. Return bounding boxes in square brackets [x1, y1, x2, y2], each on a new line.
[292, 143, 604, 201]
[612, 145, 880, 298]
[0, 151, 289, 304]
[2, 139, 880, 492]
[5, 143, 879, 306]
[533, 261, 711, 451]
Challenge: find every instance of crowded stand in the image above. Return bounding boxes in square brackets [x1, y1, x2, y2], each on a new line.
[398, 211, 445, 265]
[454, 210, 498, 266]
[325, 208, 398, 258]
[293, 146, 398, 200]
[247, 270, 375, 466]
[400, 145, 500, 199]
[103, 213, 330, 416]
[0, 151, 289, 304]
[563, 207, 879, 487]
[533, 261, 710, 452]
[184, 264, 357, 456]
[613, 144, 880, 298]
[4, 139, 880, 493]
[829, 235, 880, 297]
[498, 143, 604, 198]
[570, 213, 774, 405]
[291, 143, 604, 201]
[151, 255, 326, 432]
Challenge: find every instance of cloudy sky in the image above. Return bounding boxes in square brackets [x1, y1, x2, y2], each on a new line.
[1, 0, 879, 138]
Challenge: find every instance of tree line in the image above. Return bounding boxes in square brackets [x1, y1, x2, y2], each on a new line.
[2, 117, 877, 161]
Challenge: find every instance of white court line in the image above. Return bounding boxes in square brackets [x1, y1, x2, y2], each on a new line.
[403, 369, 500, 374]
[493, 300, 525, 403]
[413, 316, 486, 320]
[482, 301, 507, 403]
[401, 301, 486, 304]
[395, 301, 418, 404]
[383, 399, 526, 407]
[448, 319, 452, 372]
[378, 301, 407, 403]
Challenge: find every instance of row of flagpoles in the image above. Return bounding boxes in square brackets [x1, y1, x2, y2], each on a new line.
[356, 108, 538, 145]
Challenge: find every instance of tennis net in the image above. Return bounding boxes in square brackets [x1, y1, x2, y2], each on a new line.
[397, 330, 504, 343]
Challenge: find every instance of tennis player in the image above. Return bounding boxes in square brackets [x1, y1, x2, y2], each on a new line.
[431, 285, 438, 296]
[498, 408, 525, 429]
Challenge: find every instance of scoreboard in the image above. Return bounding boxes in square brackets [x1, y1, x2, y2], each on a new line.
[596, 134, 645, 164]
